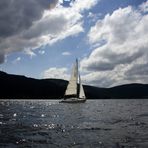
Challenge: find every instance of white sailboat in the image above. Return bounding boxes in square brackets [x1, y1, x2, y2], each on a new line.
[60, 59, 86, 103]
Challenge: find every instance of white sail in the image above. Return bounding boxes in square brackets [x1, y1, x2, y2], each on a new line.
[79, 74, 86, 99]
[64, 59, 78, 97]
[61, 59, 86, 103]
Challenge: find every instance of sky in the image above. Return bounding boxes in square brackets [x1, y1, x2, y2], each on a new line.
[0, 0, 148, 88]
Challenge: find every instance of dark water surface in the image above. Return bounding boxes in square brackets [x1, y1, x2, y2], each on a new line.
[0, 99, 148, 148]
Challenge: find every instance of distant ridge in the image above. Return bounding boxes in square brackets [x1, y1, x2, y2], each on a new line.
[0, 71, 148, 99]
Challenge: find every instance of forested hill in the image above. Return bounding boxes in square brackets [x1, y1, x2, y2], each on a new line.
[0, 71, 148, 99]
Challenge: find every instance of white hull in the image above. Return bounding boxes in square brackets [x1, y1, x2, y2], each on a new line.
[60, 98, 86, 103]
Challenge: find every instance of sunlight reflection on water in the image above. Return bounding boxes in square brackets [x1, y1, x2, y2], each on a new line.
[0, 99, 148, 147]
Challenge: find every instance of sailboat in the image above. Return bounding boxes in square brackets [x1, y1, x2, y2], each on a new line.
[60, 59, 86, 103]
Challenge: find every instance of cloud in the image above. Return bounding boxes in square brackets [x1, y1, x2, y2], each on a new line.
[81, 1, 148, 87]
[0, 52, 4, 63]
[24, 49, 36, 58]
[125, 55, 148, 79]
[0, 0, 98, 63]
[0, 0, 58, 38]
[87, 12, 102, 23]
[0, 0, 58, 63]
[127, 64, 148, 77]
[38, 50, 45, 55]
[81, 71, 116, 87]
[12, 57, 21, 64]
[62, 51, 71, 56]
[81, 46, 145, 72]
[70, 0, 98, 12]
[139, 0, 148, 13]
[43, 67, 69, 80]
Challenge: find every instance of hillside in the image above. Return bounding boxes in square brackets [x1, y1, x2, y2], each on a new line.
[0, 71, 148, 99]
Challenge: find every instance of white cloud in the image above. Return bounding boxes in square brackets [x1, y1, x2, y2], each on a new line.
[0, 0, 99, 63]
[81, 3, 148, 87]
[24, 49, 36, 58]
[87, 12, 102, 23]
[139, 0, 148, 13]
[12, 57, 21, 64]
[70, 0, 98, 12]
[88, 6, 143, 45]
[43, 67, 69, 80]
[38, 50, 45, 55]
[62, 51, 71, 56]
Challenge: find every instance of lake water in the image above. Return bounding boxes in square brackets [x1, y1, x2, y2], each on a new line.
[0, 99, 148, 148]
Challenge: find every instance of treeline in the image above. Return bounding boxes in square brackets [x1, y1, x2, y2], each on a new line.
[0, 71, 148, 99]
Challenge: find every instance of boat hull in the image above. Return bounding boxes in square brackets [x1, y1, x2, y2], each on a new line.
[60, 98, 86, 103]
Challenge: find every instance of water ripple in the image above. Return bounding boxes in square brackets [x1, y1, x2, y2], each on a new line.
[0, 99, 147, 148]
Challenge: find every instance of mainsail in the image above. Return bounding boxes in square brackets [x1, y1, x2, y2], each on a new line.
[64, 59, 78, 98]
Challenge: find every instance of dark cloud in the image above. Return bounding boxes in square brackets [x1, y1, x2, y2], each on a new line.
[124, 62, 148, 85]
[126, 63, 148, 77]
[0, 53, 4, 63]
[0, 0, 58, 63]
[86, 61, 114, 71]
[89, 76, 115, 88]
[0, 0, 58, 38]
[102, 50, 144, 65]
[84, 49, 145, 72]
[22, 14, 67, 39]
